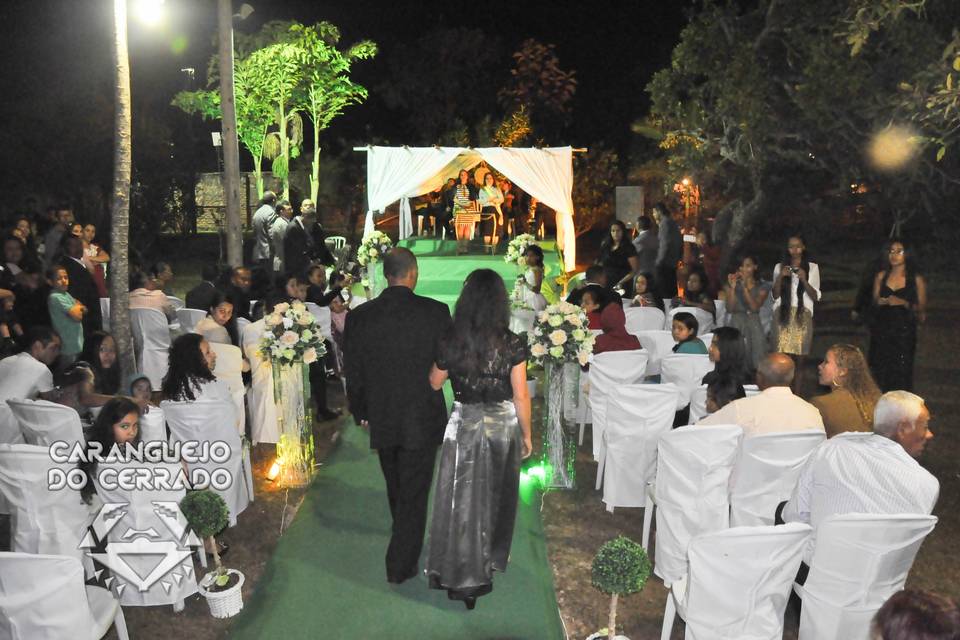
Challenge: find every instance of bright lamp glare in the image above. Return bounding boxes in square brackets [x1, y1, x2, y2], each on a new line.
[135, 0, 165, 26]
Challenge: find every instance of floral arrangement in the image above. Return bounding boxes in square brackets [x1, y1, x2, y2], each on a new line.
[528, 301, 595, 366]
[504, 233, 537, 266]
[511, 276, 531, 311]
[357, 230, 392, 267]
[259, 301, 327, 366]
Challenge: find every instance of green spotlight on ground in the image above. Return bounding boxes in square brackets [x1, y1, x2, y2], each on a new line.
[519, 459, 551, 504]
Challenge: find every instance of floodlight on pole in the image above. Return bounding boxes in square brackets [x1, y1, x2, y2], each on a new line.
[134, 0, 166, 26]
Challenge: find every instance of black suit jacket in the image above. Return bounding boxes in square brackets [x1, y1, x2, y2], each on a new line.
[185, 281, 217, 312]
[344, 286, 452, 450]
[60, 257, 102, 338]
[283, 219, 316, 276]
[309, 224, 336, 266]
[225, 285, 252, 321]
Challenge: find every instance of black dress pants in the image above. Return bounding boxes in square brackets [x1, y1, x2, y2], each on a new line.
[377, 444, 438, 581]
[657, 264, 678, 299]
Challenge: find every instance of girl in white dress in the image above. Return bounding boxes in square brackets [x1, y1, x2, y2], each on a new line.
[522, 245, 547, 312]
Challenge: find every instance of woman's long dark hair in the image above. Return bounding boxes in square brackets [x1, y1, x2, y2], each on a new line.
[206, 290, 240, 346]
[81, 331, 121, 395]
[79, 396, 141, 504]
[445, 269, 511, 375]
[712, 326, 750, 381]
[877, 238, 920, 296]
[600, 220, 628, 254]
[161, 333, 215, 402]
[779, 234, 811, 325]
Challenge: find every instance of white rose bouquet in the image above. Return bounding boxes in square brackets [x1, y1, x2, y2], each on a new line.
[528, 301, 595, 367]
[505, 233, 537, 266]
[357, 230, 393, 267]
[259, 301, 327, 366]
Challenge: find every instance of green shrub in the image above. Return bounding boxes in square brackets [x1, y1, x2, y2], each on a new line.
[180, 490, 229, 539]
[591, 536, 651, 596]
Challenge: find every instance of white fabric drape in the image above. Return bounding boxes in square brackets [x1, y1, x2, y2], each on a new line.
[477, 147, 575, 271]
[363, 146, 466, 238]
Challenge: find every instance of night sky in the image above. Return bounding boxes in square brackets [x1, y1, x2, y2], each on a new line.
[0, 0, 688, 181]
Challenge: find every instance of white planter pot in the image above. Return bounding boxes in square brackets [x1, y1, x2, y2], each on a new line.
[527, 378, 538, 399]
[199, 569, 245, 618]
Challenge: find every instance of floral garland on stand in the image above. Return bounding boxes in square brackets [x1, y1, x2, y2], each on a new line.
[259, 301, 327, 487]
[357, 231, 393, 297]
[528, 301, 594, 489]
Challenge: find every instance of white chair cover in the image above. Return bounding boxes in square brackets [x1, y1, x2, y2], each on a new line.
[796, 513, 937, 640]
[661, 354, 714, 409]
[236, 316, 251, 336]
[624, 306, 666, 335]
[0, 444, 94, 573]
[130, 308, 171, 391]
[100, 297, 111, 332]
[93, 460, 198, 608]
[585, 350, 649, 460]
[305, 302, 334, 341]
[208, 343, 246, 434]
[648, 424, 743, 585]
[0, 552, 128, 640]
[698, 332, 714, 348]
[690, 383, 761, 424]
[175, 308, 206, 333]
[166, 295, 185, 310]
[664, 523, 812, 640]
[138, 405, 167, 444]
[714, 299, 727, 328]
[7, 399, 84, 447]
[635, 330, 676, 377]
[242, 320, 279, 444]
[0, 403, 24, 445]
[729, 430, 825, 527]
[666, 306, 716, 334]
[597, 383, 677, 512]
[161, 387, 251, 526]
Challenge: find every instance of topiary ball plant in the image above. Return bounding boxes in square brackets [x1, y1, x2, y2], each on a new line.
[181, 490, 230, 584]
[591, 536, 651, 640]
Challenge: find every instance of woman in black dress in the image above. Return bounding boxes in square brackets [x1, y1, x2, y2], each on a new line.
[426, 269, 532, 609]
[869, 239, 927, 391]
[597, 220, 639, 297]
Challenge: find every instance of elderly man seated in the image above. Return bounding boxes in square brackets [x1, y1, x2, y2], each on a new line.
[698, 352, 824, 436]
[779, 390, 939, 567]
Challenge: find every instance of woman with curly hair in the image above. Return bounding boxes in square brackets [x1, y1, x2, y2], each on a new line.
[811, 344, 882, 438]
[80, 331, 121, 395]
[160, 333, 226, 403]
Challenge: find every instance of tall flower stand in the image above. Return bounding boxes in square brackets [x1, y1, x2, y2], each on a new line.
[272, 361, 315, 488]
[543, 360, 580, 489]
[363, 265, 385, 299]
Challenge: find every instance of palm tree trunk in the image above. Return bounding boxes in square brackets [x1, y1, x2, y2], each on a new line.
[110, 0, 135, 381]
[217, 0, 244, 268]
[310, 99, 320, 202]
[279, 103, 290, 200]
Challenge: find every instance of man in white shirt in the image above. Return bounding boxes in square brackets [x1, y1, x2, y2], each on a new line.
[698, 352, 824, 436]
[781, 390, 939, 563]
[0, 326, 60, 402]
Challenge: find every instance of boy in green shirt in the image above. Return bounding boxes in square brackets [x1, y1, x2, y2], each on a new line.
[46, 266, 86, 366]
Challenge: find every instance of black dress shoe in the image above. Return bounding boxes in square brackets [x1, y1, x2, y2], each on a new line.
[387, 569, 416, 584]
[464, 596, 476, 610]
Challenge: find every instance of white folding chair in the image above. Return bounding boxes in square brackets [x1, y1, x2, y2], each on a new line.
[248, 299, 259, 317]
[7, 398, 84, 447]
[796, 513, 938, 640]
[643, 424, 743, 586]
[138, 405, 167, 444]
[635, 330, 676, 377]
[698, 332, 714, 348]
[161, 384, 252, 526]
[166, 295, 185, 310]
[660, 353, 714, 409]
[305, 302, 333, 341]
[662, 523, 812, 640]
[176, 308, 207, 333]
[666, 305, 716, 334]
[596, 383, 677, 513]
[130, 307, 171, 391]
[208, 342, 246, 434]
[325, 235, 346, 251]
[242, 320, 279, 445]
[624, 306, 666, 335]
[100, 297, 111, 331]
[714, 298, 727, 327]
[0, 444, 95, 575]
[93, 460, 198, 610]
[0, 552, 128, 640]
[582, 350, 649, 460]
[729, 430, 825, 527]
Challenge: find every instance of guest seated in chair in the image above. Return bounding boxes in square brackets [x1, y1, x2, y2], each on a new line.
[566, 265, 609, 306]
[630, 272, 663, 310]
[705, 376, 746, 415]
[80, 331, 121, 395]
[702, 326, 751, 386]
[671, 312, 708, 354]
[670, 267, 715, 318]
[0, 325, 60, 402]
[780, 390, 939, 566]
[593, 300, 641, 355]
[872, 590, 960, 640]
[811, 343, 881, 438]
[44, 360, 128, 418]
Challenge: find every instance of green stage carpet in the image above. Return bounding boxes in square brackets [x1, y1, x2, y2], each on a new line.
[397, 238, 563, 310]
[229, 422, 565, 640]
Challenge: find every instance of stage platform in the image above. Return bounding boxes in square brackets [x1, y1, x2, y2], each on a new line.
[396, 237, 562, 310]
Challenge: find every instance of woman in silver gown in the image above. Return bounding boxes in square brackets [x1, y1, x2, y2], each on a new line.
[426, 269, 533, 609]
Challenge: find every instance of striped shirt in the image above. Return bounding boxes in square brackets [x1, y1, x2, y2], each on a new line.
[782, 432, 939, 560]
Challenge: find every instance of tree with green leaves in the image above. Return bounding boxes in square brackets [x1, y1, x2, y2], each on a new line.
[291, 22, 376, 202]
[500, 39, 577, 144]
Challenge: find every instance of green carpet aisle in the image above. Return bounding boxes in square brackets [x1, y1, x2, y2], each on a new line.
[229, 421, 565, 640]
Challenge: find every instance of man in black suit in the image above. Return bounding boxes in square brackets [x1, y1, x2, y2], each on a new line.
[303, 200, 335, 267]
[344, 248, 452, 584]
[225, 266, 253, 321]
[185, 263, 220, 311]
[565, 264, 611, 306]
[283, 208, 318, 277]
[59, 235, 102, 341]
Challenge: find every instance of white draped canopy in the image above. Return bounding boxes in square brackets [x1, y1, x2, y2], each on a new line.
[359, 146, 577, 271]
